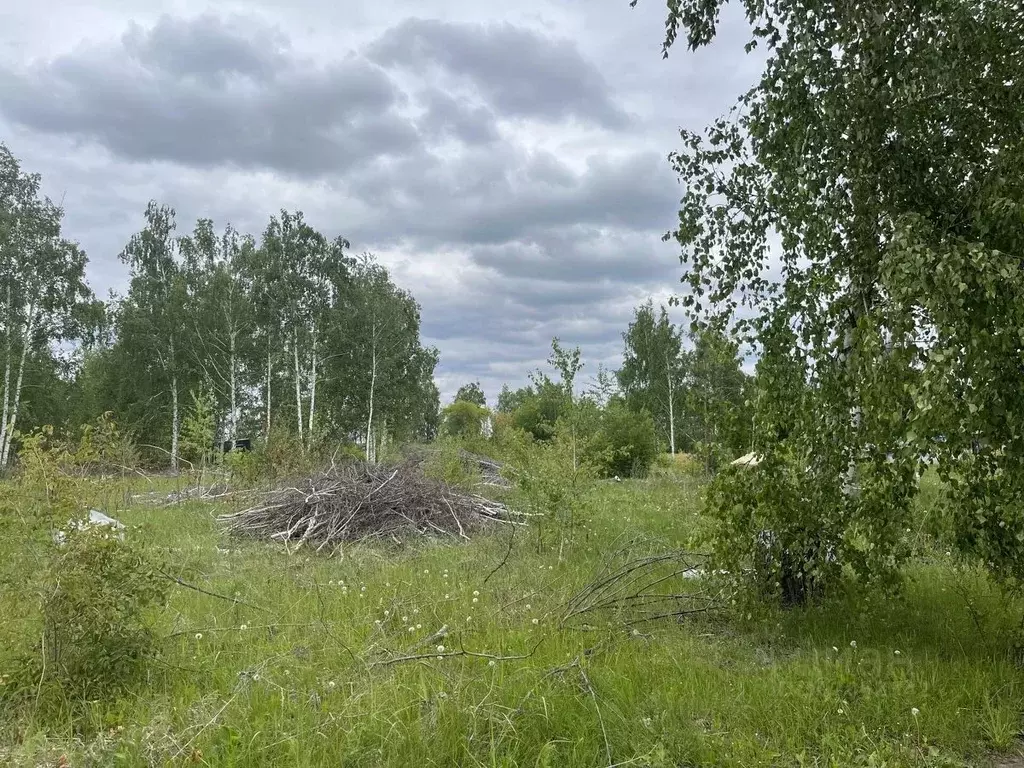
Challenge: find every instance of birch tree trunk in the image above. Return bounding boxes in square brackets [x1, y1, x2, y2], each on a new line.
[307, 330, 317, 449]
[265, 346, 272, 437]
[293, 331, 304, 445]
[0, 310, 33, 467]
[0, 288, 12, 467]
[365, 343, 377, 463]
[228, 328, 237, 449]
[170, 372, 179, 472]
[667, 367, 676, 455]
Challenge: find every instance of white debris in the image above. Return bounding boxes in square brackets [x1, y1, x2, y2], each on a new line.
[54, 509, 126, 545]
[730, 452, 762, 468]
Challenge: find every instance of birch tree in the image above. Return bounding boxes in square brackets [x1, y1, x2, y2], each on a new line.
[643, 0, 1024, 593]
[258, 212, 350, 449]
[338, 256, 425, 462]
[180, 219, 255, 450]
[118, 202, 188, 470]
[619, 301, 684, 453]
[0, 144, 89, 466]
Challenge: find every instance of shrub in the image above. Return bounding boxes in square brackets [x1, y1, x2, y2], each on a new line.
[441, 401, 489, 440]
[40, 524, 168, 699]
[1, 427, 168, 708]
[591, 403, 659, 478]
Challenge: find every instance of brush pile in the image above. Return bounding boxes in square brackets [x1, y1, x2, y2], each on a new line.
[219, 459, 519, 549]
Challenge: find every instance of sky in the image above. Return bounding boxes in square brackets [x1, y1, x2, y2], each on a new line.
[0, 0, 762, 403]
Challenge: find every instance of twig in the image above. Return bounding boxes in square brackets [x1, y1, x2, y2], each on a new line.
[484, 523, 516, 584]
[160, 569, 268, 612]
[372, 639, 543, 668]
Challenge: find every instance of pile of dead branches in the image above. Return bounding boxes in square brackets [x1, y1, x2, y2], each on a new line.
[218, 460, 521, 549]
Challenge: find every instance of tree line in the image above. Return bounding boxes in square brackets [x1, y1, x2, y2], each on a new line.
[0, 144, 439, 469]
[442, 304, 751, 478]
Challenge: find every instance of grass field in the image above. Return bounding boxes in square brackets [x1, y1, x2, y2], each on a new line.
[2, 470, 1023, 767]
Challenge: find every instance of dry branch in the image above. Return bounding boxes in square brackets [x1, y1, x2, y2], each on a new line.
[219, 459, 524, 548]
[563, 546, 719, 626]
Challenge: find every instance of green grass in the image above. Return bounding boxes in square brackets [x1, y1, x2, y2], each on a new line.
[2, 473, 1023, 767]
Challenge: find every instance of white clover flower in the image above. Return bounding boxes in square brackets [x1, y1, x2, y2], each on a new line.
[402, 616, 408, 622]
[850, 640, 857, 648]
[437, 645, 445, 653]
[252, 673, 260, 681]
[424, 569, 430, 574]
[894, 650, 901, 656]
[473, 590, 479, 596]
[472, 597, 479, 603]
[445, 594, 450, 599]
[361, 586, 366, 592]
[911, 707, 920, 717]
[239, 624, 247, 631]
[488, 660, 496, 667]
[416, 623, 422, 630]
[327, 681, 336, 688]
[408, 626, 416, 633]
[195, 633, 203, 640]
[413, 608, 420, 614]
[832, 646, 839, 653]
[837, 708, 844, 714]
[525, 604, 532, 610]
[374, 619, 382, 625]
[532, 618, 539, 625]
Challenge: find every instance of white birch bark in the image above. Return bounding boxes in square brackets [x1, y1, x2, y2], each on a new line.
[293, 332, 304, 444]
[365, 341, 377, 463]
[307, 329, 317, 448]
[0, 287, 12, 467]
[265, 347, 272, 437]
[228, 328, 237, 449]
[667, 360, 676, 455]
[0, 309, 33, 467]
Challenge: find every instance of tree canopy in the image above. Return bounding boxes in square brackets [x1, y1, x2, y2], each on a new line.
[647, 0, 1024, 590]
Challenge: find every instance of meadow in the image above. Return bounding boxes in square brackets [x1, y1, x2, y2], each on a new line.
[1, 465, 1023, 767]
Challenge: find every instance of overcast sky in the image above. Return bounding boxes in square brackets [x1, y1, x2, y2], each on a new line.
[1, 0, 761, 403]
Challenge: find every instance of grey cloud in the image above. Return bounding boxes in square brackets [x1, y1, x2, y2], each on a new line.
[348, 146, 678, 248]
[417, 89, 500, 145]
[0, 15, 419, 176]
[369, 18, 630, 129]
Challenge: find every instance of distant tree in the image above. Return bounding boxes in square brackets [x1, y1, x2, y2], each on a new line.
[117, 202, 190, 470]
[0, 144, 91, 466]
[454, 381, 486, 407]
[441, 400, 488, 440]
[619, 301, 685, 454]
[684, 326, 751, 471]
[497, 384, 531, 414]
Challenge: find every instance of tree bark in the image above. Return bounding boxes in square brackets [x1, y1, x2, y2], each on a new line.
[307, 329, 317, 449]
[0, 286, 12, 466]
[170, 373, 180, 472]
[365, 341, 377, 463]
[0, 310, 33, 467]
[228, 328, 237, 450]
[667, 366, 676, 455]
[293, 331, 304, 445]
[265, 346, 272, 438]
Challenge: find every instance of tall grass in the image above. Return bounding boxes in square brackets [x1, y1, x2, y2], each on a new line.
[1, 472, 1021, 766]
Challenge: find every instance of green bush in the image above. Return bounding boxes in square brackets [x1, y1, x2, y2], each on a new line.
[441, 401, 489, 440]
[591, 403, 659, 478]
[40, 524, 168, 699]
[2, 427, 168, 710]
